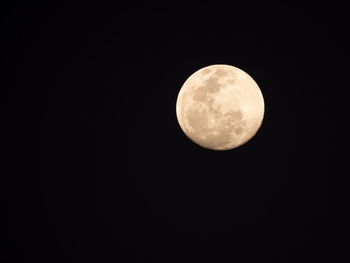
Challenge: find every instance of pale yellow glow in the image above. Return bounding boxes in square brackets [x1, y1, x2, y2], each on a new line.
[176, 64, 264, 150]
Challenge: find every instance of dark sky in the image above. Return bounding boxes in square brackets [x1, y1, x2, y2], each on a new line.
[1, 3, 346, 262]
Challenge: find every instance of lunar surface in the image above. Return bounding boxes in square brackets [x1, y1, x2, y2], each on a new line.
[176, 64, 264, 150]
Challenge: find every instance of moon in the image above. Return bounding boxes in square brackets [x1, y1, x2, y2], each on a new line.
[176, 64, 264, 150]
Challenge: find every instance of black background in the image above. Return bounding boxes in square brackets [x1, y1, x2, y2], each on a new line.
[1, 3, 347, 262]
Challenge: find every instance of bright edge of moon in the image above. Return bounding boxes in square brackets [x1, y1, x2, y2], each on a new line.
[176, 64, 265, 151]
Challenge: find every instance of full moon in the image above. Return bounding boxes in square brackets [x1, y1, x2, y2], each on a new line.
[176, 64, 264, 150]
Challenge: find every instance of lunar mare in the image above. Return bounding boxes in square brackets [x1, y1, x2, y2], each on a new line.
[176, 64, 264, 150]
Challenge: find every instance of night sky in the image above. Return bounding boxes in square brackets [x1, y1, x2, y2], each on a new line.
[2, 3, 346, 262]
